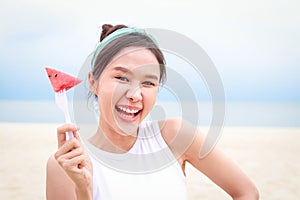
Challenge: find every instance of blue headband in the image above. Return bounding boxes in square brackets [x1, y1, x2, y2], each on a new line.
[91, 27, 158, 67]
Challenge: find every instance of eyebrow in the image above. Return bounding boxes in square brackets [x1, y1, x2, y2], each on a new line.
[113, 66, 131, 73]
[113, 66, 159, 80]
[144, 74, 159, 81]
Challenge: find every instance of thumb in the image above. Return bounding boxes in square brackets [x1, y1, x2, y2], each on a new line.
[57, 124, 79, 147]
[73, 127, 82, 142]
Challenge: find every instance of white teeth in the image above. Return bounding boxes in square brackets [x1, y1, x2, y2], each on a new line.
[119, 112, 133, 119]
[117, 106, 139, 114]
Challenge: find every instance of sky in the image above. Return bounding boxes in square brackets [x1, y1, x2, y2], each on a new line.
[0, 0, 299, 102]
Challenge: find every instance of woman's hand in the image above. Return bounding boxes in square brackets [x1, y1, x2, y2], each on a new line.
[54, 124, 93, 199]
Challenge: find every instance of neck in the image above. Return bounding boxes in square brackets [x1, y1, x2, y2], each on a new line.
[89, 121, 138, 153]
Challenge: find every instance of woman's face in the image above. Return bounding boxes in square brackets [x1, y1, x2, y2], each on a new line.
[90, 47, 160, 136]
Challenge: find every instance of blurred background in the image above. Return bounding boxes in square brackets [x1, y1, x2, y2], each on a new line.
[0, 0, 299, 126]
[0, 1, 300, 199]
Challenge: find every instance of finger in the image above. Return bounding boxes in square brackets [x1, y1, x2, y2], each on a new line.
[78, 154, 87, 169]
[57, 124, 79, 147]
[73, 129, 82, 143]
[56, 146, 84, 165]
[55, 138, 81, 159]
[62, 154, 86, 173]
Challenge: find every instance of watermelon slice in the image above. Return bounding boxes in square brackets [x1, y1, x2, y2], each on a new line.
[45, 67, 82, 92]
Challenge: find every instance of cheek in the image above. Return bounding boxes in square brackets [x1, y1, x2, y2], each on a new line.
[96, 79, 114, 108]
[143, 88, 158, 108]
[97, 80, 127, 106]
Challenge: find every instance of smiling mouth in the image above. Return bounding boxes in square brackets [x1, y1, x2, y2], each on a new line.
[115, 106, 142, 119]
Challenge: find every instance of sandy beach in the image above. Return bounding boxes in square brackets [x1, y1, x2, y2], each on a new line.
[0, 123, 299, 200]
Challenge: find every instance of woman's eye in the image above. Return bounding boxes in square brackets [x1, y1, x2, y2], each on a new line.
[143, 81, 156, 86]
[115, 76, 129, 82]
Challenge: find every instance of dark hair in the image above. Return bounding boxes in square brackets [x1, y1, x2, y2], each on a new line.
[92, 24, 166, 84]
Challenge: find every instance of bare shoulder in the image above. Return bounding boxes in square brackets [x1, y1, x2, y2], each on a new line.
[157, 118, 181, 144]
[46, 154, 76, 200]
[158, 118, 202, 142]
[158, 118, 204, 159]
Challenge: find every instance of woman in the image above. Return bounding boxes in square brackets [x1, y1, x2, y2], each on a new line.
[46, 24, 259, 200]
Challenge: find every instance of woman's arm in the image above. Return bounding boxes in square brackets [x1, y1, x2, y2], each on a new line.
[186, 139, 259, 199]
[161, 118, 259, 199]
[46, 155, 76, 199]
[46, 124, 93, 200]
[185, 121, 259, 199]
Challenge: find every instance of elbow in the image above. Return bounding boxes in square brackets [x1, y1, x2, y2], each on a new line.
[247, 187, 260, 200]
[232, 185, 260, 200]
[253, 187, 260, 200]
[242, 189, 260, 200]
[249, 184, 260, 200]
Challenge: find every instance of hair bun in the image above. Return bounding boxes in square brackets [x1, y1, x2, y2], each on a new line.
[100, 24, 113, 42]
[100, 24, 128, 42]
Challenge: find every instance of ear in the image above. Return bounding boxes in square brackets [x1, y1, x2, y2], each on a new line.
[88, 72, 98, 96]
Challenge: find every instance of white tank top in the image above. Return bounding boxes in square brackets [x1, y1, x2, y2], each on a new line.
[86, 121, 187, 200]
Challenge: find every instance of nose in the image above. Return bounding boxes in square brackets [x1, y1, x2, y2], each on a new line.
[126, 85, 142, 102]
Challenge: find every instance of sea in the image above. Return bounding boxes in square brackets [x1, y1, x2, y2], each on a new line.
[0, 100, 299, 127]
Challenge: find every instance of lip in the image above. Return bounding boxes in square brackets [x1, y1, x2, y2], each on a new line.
[115, 105, 142, 122]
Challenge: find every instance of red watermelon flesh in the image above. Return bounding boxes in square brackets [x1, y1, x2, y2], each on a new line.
[45, 67, 82, 92]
